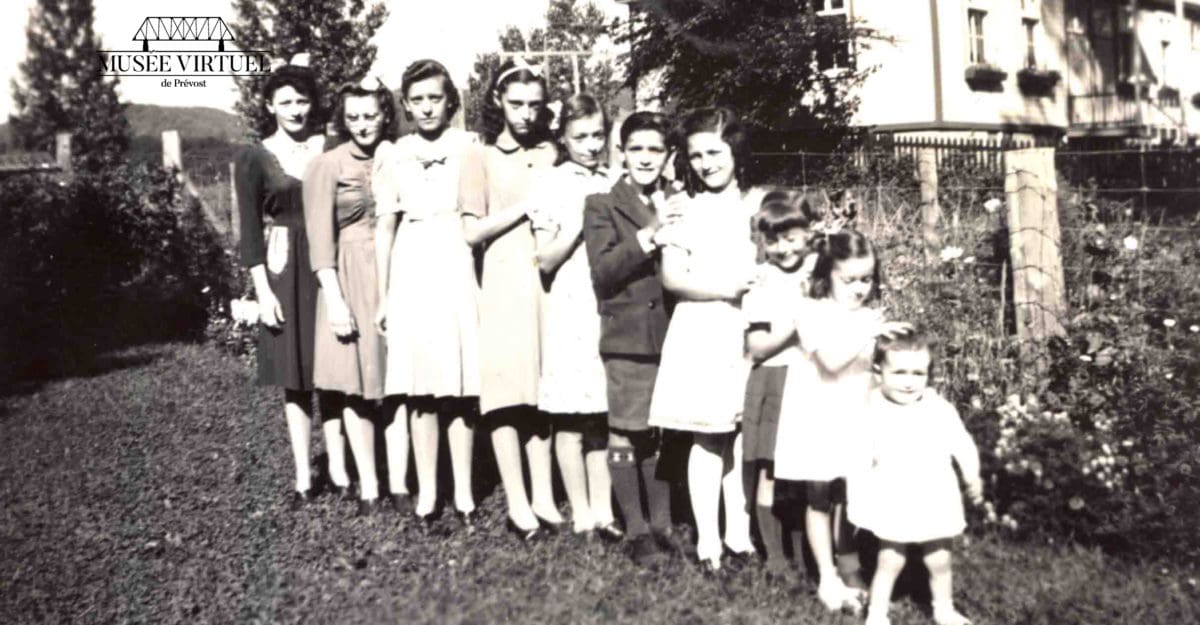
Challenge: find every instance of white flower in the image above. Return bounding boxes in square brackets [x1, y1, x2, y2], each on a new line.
[983, 198, 1003, 214]
[1079, 355, 1093, 362]
[1190, 325, 1199, 333]
[1123, 236, 1138, 251]
[963, 256, 976, 264]
[1163, 318, 1177, 328]
[940, 246, 964, 262]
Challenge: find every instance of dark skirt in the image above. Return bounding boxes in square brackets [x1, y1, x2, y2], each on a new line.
[256, 223, 318, 391]
[742, 365, 787, 463]
[603, 355, 659, 432]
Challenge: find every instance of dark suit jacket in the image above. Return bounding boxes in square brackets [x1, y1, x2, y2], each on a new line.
[583, 178, 671, 357]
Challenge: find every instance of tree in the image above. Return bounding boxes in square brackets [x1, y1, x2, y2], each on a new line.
[230, 0, 388, 139]
[625, 0, 881, 150]
[464, 0, 628, 133]
[8, 0, 130, 173]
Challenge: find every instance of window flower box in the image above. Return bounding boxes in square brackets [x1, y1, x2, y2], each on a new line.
[965, 63, 1007, 90]
[1158, 86, 1180, 105]
[1016, 67, 1061, 95]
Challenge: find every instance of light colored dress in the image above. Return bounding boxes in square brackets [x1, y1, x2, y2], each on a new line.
[303, 141, 386, 400]
[373, 128, 480, 398]
[528, 162, 612, 415]
[648, 186, 761, 434]
[772, 298, 877, 481]
[457, 137, 558, 415]
[848, 389, 979, 543]
[741, 256, 816, 368]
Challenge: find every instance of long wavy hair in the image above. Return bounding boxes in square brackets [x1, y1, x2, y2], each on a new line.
[479, 60, 553, 145]
[674, 107, 751, 195]
[400, 59, 461, 122]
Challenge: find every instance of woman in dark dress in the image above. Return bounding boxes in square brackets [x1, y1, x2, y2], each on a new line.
[234, 59, 349, 505]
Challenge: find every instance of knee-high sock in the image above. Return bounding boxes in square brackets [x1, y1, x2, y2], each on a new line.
[608, 446, 647, 537]
[758, 504, 787, 566]
[637, 451, 672, 533]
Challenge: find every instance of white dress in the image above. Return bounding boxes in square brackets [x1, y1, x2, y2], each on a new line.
[772, 298, 877, 481]
[848, 389, 979, 543]
[372, 128, 480, 398]
[648, 186, 761, 434]
[528, 162, 612, 414]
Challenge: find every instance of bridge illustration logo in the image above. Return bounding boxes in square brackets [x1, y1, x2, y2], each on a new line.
[101, 16, 269, 84]
[134, 17, 234, 52]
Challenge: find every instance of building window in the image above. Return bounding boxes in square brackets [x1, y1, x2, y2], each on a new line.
[1192, 21, 1200, 50]
[968, 9, 987, 64]
[814, 0, 847, 15]
[1161, 40, 1170, 86]
[1024, 18, 1039, 68]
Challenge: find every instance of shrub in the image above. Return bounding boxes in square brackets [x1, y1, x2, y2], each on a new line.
[0, 163, 236, 381]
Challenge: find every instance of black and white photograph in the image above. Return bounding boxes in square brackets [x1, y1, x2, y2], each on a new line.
[1, 0, 1198, 623]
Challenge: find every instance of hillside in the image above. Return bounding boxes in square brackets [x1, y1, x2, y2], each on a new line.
[125, 104, 245, 141]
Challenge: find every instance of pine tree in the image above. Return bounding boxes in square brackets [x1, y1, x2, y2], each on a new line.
[230, 0, 388, 139]
[8, 0, 130, 173]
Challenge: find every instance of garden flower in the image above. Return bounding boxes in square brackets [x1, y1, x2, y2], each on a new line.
[1123, 236, 1138, 251]
[1163, 318, 1177, 328]
[1190, 325, 1199, 333]
[940, 246, 964, 262]
[1068, 496, 1085, 511]
[963, 256, 976, 264]
[1079, 355, 1093, 362]
[230, 297, 259, 326]
[983, 198, 1002, 213]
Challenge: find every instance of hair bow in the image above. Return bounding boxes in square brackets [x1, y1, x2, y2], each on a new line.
[269, 52, 312, 72]
[495, 56, 543, 86]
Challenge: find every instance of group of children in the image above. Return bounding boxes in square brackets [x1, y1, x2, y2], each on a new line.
[235, 55, 983, 625]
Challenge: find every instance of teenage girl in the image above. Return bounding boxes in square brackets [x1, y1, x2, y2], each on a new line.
[234, 59, 348, 506]
[648, 107, 760, 572]
[773, 228, 911, 609]
[458, 59, 562, 538]
[851, 330, 983, 625]
[303, 77, 393, 516]
[373, 60, 480, 527]
[528, 93, 616, 536]
[741, 189, 821, 579]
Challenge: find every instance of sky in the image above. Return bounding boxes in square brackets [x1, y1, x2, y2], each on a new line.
[0, 0, 628, 119]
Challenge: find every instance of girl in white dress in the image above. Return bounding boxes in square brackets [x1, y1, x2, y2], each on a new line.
[373, 60, 480, 527]
[852, 330, 982, 625]
[528, 94, 616, 535]
[773, 229, 910, 610]
[648, 108, 760, 571]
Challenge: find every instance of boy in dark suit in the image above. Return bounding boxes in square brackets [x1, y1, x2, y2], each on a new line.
[583, 112, 686, 567]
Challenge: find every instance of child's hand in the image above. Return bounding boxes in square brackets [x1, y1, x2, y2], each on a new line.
[658, 193, 688, 225]
[964, 475, 984, 506]
[878, 321, 913, 339]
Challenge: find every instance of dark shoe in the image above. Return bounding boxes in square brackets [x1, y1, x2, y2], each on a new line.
[388, 493, 414, 516]
[630, 533, 667, 569]
[453, 510, 477, 535]
[764, 560, 801, 588]
[596, 522, 625, 543]
[723, 548, 758, 573]
[653, 527, 695, 559]
[698, 557, 723, 578]
[534, 513, 567, 533]
[330, 484, 353, 501]
[505, 518, 542, 543]
[356, 498, 381, 517]
[289, 489, 313, 510]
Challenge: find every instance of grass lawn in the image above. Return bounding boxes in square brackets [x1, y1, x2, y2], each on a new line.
[1, 343, 1196, 624]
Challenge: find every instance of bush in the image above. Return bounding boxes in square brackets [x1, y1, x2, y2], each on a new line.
[0, 163, 237, 382]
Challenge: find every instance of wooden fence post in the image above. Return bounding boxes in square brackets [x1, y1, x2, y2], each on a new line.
[162, 130, 182, 171]
[1004, 147, 1067, 363]
[55, 132, 72, 175]
[229, 161, 240, 244]
[918, 147, 941, 262]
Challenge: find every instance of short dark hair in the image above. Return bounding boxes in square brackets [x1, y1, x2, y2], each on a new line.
[480, 59, 552, 145]
[809, 228, 883, 302]
[259, 64, 321, 135]
[331, 80, 397, 143]
[400, 59, 461, 122]
[756, 188, 824, 239]
[676, 107, 750, 193]
[873, 326, 936, 373]
[619, 111, 670, 146]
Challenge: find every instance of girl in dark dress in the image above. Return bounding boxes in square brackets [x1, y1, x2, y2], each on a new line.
[234, 60, 349, 505]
